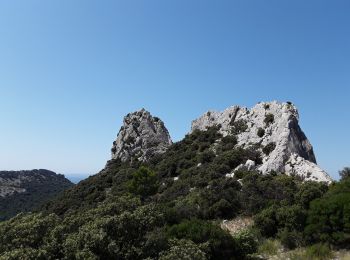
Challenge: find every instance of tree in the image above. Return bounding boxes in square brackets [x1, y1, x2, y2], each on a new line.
[233, 229, 258, 256]
[295, 181, 328, 209]
[128, 166, 159, 198]
[166, 219, 239, 259]
[304, 178, 350, 247]
[339, 167, 350, 180]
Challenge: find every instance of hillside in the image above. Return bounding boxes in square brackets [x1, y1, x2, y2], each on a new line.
[0, 169, 73, 220]
[0, 102, 348, 260]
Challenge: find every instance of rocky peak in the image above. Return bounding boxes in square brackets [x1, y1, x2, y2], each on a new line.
[191, 101, 332, 183]
[111, 109, 172, 162]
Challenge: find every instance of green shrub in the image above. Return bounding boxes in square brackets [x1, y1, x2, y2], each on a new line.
[0, 248, 48, 260]
[304, 184, 350, 247]
[159, 239, 208, 260]
[262, 142, 276, 155]
[0, 213, 60, 252]
[199, 150, 216, 163]
[166, 219, 238, 259]
[278, 229, 302, 250]
[240, 173, 297, 215]
[254, 206, 278, 237]
[264, 113, 274, 126]
[127, 166, 159, 198]
[234, 229, 258, 256]
[220, 135, 238, 151]
[257, 128, 265, 138]
[234, 170, 250, 179]
[295, 181, 328, 209]
[230, 119, 248, 134]
[339, 167, 350, 180]
[207, 199, 235, 219]
[305, 243, 333, 260]
[275, 205, 307, 232]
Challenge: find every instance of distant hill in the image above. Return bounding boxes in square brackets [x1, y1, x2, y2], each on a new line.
[0, 169, 73, 220]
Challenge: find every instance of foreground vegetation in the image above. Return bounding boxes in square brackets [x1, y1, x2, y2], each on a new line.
[0, 127, 349, 259]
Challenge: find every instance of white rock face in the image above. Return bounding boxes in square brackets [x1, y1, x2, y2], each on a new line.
[191, 101, 332, 183]
[111, 109, 172, 162]
[285, 154, 331, 182]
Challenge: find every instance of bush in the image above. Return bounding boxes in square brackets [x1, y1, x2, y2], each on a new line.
[199, 150, 216, 163]
[159, 239, 208, 260]
[234, 170, 250, 179]
[128, 166, 159, 198]
[257, 128, 265, 138]
[262, 142, 276, 155]
[166, 219, 239, 259]
[207, 199, 235, 219]
[295, 181, 328, 209]
[304, 178, 350, 247]
[0, 248, 48, 260]
[278, 229, 302, 250]
[0, 213, 60, 251]
[234, 229, 258, 256]
[230, 119, 248, 134]
[305, 243, 333, 260]
[240, 173, 297, 215]
[275, 205, 307, 232]
[254, 206, 278, 237]
[220, 135, 238, 151]
[339, 167, 350, 180]
[264, 113, 274, 126]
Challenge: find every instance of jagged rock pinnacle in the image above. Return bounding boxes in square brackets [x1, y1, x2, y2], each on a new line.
[111, 109, 172, 162]
[191, 101, 332, 183]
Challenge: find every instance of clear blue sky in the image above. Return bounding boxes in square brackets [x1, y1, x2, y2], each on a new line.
[0, 0, 349, 179]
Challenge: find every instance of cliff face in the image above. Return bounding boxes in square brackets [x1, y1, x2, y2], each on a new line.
[110, 102, 331, 183]
[0, 169, 73, 220]
[111, 109, 172, 162]
[191, 101, 332, 182]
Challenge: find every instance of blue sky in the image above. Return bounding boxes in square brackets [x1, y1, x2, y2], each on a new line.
[0, 0, 349, 179]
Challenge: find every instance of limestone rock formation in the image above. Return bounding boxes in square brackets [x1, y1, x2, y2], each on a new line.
[191, 101, 332, 183]
[111, 109, 172, 162]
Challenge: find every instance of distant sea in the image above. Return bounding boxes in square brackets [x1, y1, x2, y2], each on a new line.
[64, 174, 90, 184]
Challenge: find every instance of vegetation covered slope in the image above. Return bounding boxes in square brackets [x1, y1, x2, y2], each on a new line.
[0, 127, 349, 259]
[0, 169, 73, 220]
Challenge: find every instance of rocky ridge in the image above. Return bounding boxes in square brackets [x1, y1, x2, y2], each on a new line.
[0, 169, 73, 220]
[111, 102, 331, 183]
[111, 109, 172, 162]
[191, 101, 332, 182]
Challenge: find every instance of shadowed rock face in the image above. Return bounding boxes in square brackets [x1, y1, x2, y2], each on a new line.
[191, 101, 332, 183]
[111, 109, 172, 162]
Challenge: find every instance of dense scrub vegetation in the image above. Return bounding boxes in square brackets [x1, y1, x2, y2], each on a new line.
[0, 170, 73, 221]
[0, 127, 349, 259]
